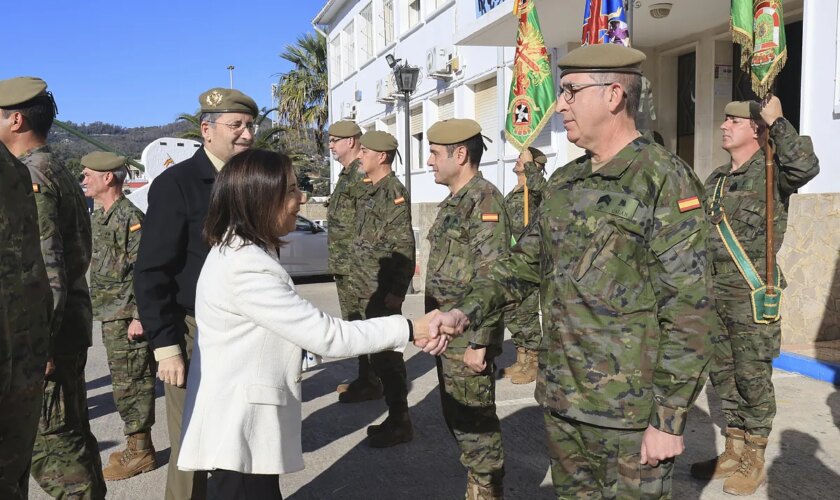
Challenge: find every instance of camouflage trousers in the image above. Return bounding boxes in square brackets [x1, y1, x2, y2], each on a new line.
[0, 381, 42, 500]
[335, 274, 375, 384]
[435, 345, 504, 489]
[101, 319, 156, 435]
[708, 277, 781, 438]
[31, 351, 107, 500]
[543, 411, 673, 499]
[504, 291, 542, 351]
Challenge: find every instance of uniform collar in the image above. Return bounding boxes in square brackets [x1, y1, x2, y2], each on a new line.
[575, 136, 649, 182]
[99, 194, 127, 224]
[439, 173, 482, 208]
[367, 171, 395, 194]
[17, 143, 50, 161]
[712, 148, 764, 179]
[204, 148, 226, 172]
[339, 159, 361, 177]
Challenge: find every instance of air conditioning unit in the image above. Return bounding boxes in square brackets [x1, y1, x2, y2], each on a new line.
[426, 46, 455, 79]
[376, 78, 396, 103]
[340, 101, 356, 119]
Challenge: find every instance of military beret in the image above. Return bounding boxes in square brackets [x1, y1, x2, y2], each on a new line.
[427, 119, 484, 145]
[328, 120, 362, 138]
[527, 147, 547, 165]
[558, 44, 646, 77]
[724, 100, 762, 121]
[360, 131, 398, 152]
[0, 76, 49, 108]
[81, 151, 127, 172]
[199, 87, 258, 116]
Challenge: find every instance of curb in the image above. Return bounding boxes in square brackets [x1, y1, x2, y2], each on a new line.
[773, 352, 840, 385]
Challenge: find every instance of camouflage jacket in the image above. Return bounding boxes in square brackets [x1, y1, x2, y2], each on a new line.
[351, 172, 416, 300]
[705, 117, 819, 280]
[20, 145, 93, 356]
[326, 160, 364, 276]
[426, 174, 511, 348]
[458, 137, 714, 434]
[505, 162, 547, 239]
[0, 144, 51, 398]
[91, 195, 144, 322]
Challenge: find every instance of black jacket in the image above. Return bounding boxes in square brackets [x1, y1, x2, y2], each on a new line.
[135, 147, 216, 349]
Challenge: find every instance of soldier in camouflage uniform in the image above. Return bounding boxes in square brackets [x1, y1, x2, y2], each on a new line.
[0, 77, 106, 499]
[81, 151, 157, 481]
[501, 147, 547, 385]
[326, 120, 384, 402]
[349, 131, 416, 447]
[431, 45, 715, 499]
[425, 119, 510, 500]
[0, 142, 52, 500]
[690, 98, 819, 495]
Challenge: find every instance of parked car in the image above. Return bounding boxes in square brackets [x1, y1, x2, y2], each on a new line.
[279, 215, 330, 277]
[312, 219, 328, 229]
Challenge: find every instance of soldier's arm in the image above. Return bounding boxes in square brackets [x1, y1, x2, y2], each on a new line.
[648, 167, 714, 436]
[769, 117, 820, 195]
[125, 211, 143, 320]
[384, 194, 416, 298]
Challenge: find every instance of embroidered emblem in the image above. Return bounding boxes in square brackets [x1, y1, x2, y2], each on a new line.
[678, 196, 701, 213]
[205, 91, 223, 107]
[481, 213, 500, 222]
[129, 223, 142, 232]
[394, 196, 406, 205]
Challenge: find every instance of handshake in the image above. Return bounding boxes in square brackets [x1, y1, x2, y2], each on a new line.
[409, 309, 470, 356]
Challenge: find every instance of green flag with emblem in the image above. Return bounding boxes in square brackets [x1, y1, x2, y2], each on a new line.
[731, 0, 787, 98]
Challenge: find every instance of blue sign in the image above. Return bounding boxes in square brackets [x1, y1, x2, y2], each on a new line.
[477, 0, 504, 18]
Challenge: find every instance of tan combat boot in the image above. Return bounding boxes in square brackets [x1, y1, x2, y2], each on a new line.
[723, 433, 768, 495]
[510, 349, 538, 385]
[103, 432, 157, 481]
[466, 473, 503, 500]
[501, 347, 527, 378]
[690, 427, 746, 480]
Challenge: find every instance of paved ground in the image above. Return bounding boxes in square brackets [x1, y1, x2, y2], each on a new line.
[29, 279, 840, 499]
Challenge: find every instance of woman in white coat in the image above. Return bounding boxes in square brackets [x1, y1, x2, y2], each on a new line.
[177, 150, 446, 499]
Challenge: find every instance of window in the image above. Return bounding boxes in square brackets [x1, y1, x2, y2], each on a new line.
[474, 78, 498, 161]
[342, 21, 355, 77]
[329, 36, 341, 83]
[436, 93, 454, 121]
[380, 0, 394, 47]
[409, 106, 423, 171]
[432, 0, 448, 10]
[359, 4, 373, 61]
[408, 0, 421, 29]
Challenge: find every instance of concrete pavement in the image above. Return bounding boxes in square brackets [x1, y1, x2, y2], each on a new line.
[29, 279, 840, 499]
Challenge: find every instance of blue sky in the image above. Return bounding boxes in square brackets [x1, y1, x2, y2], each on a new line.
[3, 1, 324, 127]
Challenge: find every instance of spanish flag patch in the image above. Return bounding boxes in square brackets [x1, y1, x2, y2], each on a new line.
[481, 213, 499, 222]
[129, 223, 142, 232]
[677, 196, 701, 213]
[394, 196, 406, 205]
[363, 177, 373, 183]
[32, 183, 41, 193]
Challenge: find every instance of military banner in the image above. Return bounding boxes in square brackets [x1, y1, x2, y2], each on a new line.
[731, 0, 787, 98]
[581, 0, 630, 46]
[505, 0, 556, 151]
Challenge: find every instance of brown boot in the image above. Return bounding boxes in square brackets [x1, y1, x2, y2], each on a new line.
[103, 432, 157, 481]
[338, 377, 383, 403]
[466, 473, 503, 500]
[501, 347, 527, 378]
[690, 427, 746, 480]
[510, 349, 538, 384]
[367, 413, 413, 448]
[723, 433, 768, 495]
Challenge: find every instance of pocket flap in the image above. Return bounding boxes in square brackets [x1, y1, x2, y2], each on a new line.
[246, 384, 287, 406]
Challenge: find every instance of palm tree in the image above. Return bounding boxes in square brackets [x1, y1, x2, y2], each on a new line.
[275, 32, 328, 154]
[176, 112, 202, 141]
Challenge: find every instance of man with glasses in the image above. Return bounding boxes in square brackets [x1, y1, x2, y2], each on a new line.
[430, 44, 715, 498]
[135, 87, 257, 500]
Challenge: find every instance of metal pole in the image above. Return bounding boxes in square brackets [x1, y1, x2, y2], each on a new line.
[53, 120, 144, 171]
[627, 0, 634, 46]
[403, 90, 412, 199]
[227, 65, 235, 88]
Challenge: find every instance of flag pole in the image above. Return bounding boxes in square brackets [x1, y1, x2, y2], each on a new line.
[626, 0, 634, 46]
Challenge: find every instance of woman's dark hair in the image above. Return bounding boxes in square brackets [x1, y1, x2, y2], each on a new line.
[203, 149, 294, 252]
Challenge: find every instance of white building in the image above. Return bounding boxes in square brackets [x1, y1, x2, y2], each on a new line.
[314, 0, 840, 345]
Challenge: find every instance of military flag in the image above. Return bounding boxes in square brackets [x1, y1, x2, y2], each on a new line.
[731, 0, 787, 98]
[581, 0, 630, 46]
[505, 0, 556, 151]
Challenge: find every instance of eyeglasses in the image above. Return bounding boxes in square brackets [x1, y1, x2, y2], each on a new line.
[328, 137, 349, 144]
[209, 120, 258, 134]
[558, 82, 616, 103]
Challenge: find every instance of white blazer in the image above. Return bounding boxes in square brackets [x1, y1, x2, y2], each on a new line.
[177, 238, 409, 475]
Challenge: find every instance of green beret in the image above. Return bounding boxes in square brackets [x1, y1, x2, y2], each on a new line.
[724, 100, 762, 121]
[199, 88, 258, 116]
[558, 44, 646, 77]
[0, 76, 48, 108]
[527, 147, 547, 165]
[81, 151, 127, 172]
[360, 131, 398, 152]
[427, 119, 483, 145]
[328, 120, 362, 138]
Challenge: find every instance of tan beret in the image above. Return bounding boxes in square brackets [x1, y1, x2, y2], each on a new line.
[199, 88, 258, 116]
[360, 131, 398, 152]
[328, 120, 362, 138]
[527, 147, 547, 165]
[724, 101, 762, 121]
[427, 119, 483, 145]
[0, 76, 49, 108]
[558, 44, 646, 77]
[81, 151, 127, 172]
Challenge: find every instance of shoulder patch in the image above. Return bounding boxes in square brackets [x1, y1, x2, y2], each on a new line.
[394, 196, 406, 205]
[32, 183, 41, 193]
[129, 223, 142, 232]
[677, 196, 701, 213]
[481, 213, 499, 222]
